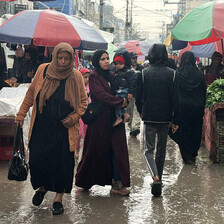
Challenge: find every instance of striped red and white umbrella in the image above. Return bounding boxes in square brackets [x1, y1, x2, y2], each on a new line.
[0, 9, 108, 50]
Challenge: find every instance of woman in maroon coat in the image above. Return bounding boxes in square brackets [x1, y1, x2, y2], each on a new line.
[75, 50, 130, 196]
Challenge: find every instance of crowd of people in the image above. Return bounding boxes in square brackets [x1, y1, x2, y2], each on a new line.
[0, 40, 223, 215]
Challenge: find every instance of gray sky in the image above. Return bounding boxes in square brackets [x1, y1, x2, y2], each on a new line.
[109, 0, 178, 42]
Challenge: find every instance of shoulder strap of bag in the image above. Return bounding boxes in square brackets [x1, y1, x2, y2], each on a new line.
[43, 64, 49, 78]
[142, 69, 145, 83]
[13, 126, 25, 156]
[173, 70, 176, 82]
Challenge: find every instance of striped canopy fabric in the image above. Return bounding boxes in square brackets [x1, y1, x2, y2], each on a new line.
[0, 9, 108, 50]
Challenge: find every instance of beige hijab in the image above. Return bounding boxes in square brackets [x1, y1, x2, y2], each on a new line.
[38, 42, 81, 114]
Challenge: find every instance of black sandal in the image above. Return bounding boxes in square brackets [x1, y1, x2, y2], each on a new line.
[52, 202, 64, 215]
[32, 191, 47, 206]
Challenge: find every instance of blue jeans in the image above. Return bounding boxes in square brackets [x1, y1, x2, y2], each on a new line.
[115, 88, 128, 118]
[143, 122, 170, 181]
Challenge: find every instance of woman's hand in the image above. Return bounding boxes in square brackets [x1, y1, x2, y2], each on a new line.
[171, 124, 179, 134]
[119, 98, 128, 108]
[27, 70, 34, 78]
[61, 116, 74, 128]
[16, 120, 24, 128]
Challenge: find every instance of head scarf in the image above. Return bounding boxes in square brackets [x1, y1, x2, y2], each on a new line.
[79, 68, 90, 76]
[209, 51, 223, 74]
[92, 50, 111, 81]
[92, 50, 115, 94]
[39, 42, 80, 113]
[177, 51, 203, 91]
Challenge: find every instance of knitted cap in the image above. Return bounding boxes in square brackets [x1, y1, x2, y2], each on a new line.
[113, 56, 125, 64]
[79, 68, 90, 75]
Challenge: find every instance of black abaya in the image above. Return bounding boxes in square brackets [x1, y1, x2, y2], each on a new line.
[29, 79, 74, 193]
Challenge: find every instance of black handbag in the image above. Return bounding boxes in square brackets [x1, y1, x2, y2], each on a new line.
[81, 101, 104, 125]
[8, 126, 29, 181]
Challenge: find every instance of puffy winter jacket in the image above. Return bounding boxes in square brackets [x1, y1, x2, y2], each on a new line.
[136, 44, 176, 123]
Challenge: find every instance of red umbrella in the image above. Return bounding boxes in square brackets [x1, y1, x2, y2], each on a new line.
[115, 40, 151, 56]
[0, 9, 108, 49]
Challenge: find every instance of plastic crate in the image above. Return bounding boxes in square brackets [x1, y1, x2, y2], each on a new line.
[0, 135, 14, 160]
[216, 121, 224, 162]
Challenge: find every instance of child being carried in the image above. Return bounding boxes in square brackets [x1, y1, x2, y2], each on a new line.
[113, 49, 137, 126]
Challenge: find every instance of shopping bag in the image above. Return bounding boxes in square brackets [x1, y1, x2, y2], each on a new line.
[8, 126, 29, 181]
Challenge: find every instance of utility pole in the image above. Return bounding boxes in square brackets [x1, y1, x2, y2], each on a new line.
[85, 0, 88, 19]
[125, 0, 129, 41]
[99, 0, 104, 30]
[75, 0, 79, 15]
[129, 0, 133, 40]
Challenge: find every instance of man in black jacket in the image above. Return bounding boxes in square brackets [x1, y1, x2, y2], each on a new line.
[136, 44, 177, 197]
[126, 52, 144, 137]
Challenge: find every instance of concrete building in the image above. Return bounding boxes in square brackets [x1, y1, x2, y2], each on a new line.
[0, 1, 33, 17]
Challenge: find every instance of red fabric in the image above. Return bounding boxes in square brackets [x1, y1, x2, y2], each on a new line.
[79, 68, 90, 76]
[189, 31, 220, 46]
[213, 0, 224, 39]
[113, 56, 125, 64]
[33, 10, 81, 47]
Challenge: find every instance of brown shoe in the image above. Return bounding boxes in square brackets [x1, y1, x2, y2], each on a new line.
[110, 187, 130, 196]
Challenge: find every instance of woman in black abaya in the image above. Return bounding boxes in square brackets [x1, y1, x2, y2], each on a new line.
[170, 51, 206, 164]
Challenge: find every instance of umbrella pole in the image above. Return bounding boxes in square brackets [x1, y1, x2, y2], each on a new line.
[222, 39, 224, 57]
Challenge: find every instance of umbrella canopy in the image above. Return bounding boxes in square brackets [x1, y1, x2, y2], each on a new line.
[179, 40, 223, 58]
[0, 9, 108, 50]
[81, 18, 114, 43]
[171, 0, 224, 45]
[115, 40, 151, 56]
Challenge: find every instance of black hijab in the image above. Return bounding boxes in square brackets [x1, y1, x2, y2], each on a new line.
[177, 51, 203, 91]
[92, 50, 111, 80]
[92, 50, 115, 94]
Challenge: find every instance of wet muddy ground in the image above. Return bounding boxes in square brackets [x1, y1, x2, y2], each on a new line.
[1, 131, 224, 224]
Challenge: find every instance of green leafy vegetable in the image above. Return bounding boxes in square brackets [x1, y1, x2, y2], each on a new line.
[206, 79, 224, 110]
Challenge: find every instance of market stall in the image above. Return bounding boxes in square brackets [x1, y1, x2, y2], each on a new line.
[0, 84, 31, 160]
[203, 103, 224, 162]
[203, 78, 224, 162]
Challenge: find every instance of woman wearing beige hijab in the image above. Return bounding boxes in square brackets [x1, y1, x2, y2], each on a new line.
[16, 42, 88, 215]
